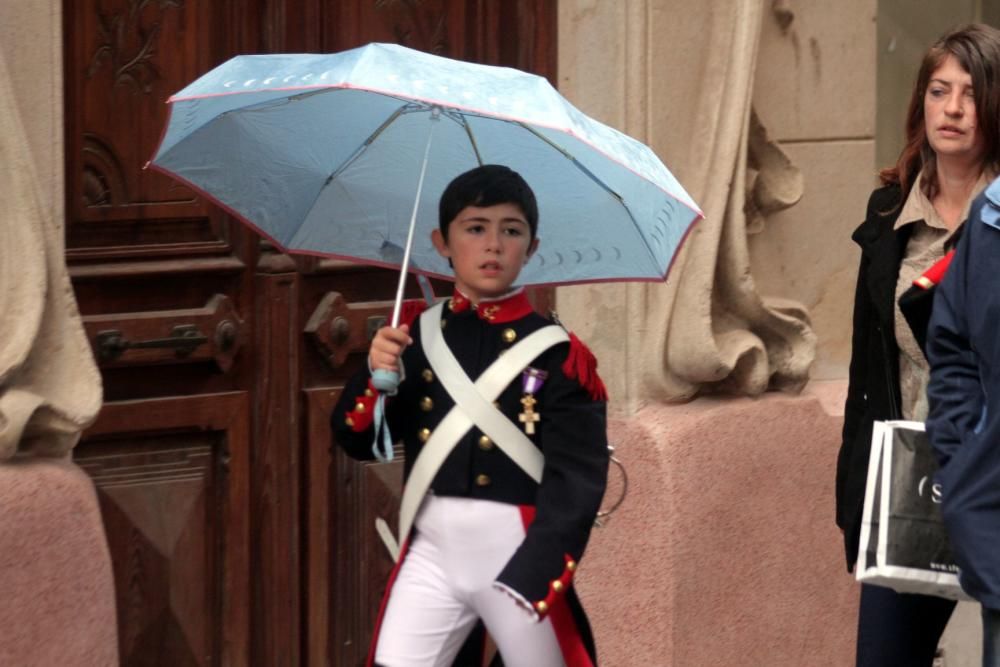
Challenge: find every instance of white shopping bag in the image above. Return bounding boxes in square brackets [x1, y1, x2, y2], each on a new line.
[855, 420, 971, 601]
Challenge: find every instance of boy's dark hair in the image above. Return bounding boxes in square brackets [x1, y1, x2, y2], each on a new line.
[438, 165, 538, 240]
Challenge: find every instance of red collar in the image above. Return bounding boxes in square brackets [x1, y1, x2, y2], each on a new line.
[448, 289, 534, 323]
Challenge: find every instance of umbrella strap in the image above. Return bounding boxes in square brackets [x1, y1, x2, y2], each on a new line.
[372, 394, 394, 463]
[371, 274, 434, 463]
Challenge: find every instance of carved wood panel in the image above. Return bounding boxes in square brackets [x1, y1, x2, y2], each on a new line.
[303, 388, 336, 667]
[320, 1, 556, 82]
[250, 269, 302, 667]
[64, 0, 244, 260]
[78, 392, 250, 667]
[332, 447, 404, 667]
[323, 0, 460, 55]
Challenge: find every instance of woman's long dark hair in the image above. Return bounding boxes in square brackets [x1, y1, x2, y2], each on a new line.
[880, 24, 1000, 202]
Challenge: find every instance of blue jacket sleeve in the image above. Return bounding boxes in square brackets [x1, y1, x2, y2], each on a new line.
[925, 201, 985, 468]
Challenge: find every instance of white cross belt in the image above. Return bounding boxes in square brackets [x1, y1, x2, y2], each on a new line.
[395, 302, 569, 547]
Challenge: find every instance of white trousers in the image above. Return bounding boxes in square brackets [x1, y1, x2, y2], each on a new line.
[375, 495, 566, 667]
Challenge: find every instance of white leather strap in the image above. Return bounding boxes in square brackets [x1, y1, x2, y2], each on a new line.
[424, 313, 569, 481]
[396, 303, 568, 544]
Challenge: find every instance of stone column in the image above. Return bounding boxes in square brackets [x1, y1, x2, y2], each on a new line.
[558, 1, 874, 664]
[0, 2, 117, 663]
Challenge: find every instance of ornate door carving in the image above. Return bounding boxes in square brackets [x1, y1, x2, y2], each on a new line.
[65, 2, 556, 665]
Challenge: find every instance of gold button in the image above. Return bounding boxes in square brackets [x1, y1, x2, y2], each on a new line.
[478, 435, 494, 451]
[418, 428, 431, 443]
[441, 318, 448, 329]
[535, 601, 549, 614]
[448, 298, 457, 311]
[422, 369, 434, 382]
[566, 560, 577, 572]
[364, 388, 374, 397]
[345, 416, 355, 427]
[552, 581, 564, 593]
[420, 396, 434, 412]
[475, 473, 491, 487]
[355, 402, 366, 413]
[502, 328, 517, 343]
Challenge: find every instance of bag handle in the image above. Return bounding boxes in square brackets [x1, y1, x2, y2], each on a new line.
[878, 326, 902, 420]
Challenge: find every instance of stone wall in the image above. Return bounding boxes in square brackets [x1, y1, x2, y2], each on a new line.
[748, 0, 876, 380]
[555, 1, 875, 393]
[557, 2, 874, 664]
[0, 1, 64, 226]
[0, 2, 117, 664]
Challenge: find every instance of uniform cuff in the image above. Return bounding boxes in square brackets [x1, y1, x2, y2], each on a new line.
[343, 379, 379, 432]
[495, 554, 578, 621]
[492, 582, 540, 622]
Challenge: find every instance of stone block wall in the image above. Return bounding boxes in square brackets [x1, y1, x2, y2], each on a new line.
[557, 2, 875, 664]
[749, 0, 876, 380]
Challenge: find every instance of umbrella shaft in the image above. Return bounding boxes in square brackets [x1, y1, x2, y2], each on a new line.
[390, 112, 438, 328]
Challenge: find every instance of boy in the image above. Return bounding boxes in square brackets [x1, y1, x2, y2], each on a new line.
[332, 165, 609, 667]
[926, 179, 1000, 667]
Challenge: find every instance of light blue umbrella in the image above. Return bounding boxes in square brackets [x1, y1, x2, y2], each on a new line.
[151, 43, 701, 294]
[150, 42, 702, 457]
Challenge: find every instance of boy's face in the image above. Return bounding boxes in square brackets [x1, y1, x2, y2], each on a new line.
[431, 203, 539, 303]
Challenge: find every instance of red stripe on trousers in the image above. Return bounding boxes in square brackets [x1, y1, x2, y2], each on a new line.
[366, 538, 411, 667]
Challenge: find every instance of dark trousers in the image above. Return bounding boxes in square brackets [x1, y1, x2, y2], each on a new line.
[856, 583, 956, 667]
[984, 607, 1000, 667]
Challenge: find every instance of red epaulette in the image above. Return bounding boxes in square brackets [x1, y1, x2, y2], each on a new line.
[344, 379, 379, 432]
[398, 299, 430, 329]
[913, 249, 955, 290]
[562, 332, 608, 401]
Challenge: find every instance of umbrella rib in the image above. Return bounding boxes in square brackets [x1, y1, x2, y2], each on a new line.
[291, 103, 425, 251]
[328, 103, 422, 182]
[515, 122, 624, 205]
[455, 113, 484, 166]
[515, 122, 663, 273]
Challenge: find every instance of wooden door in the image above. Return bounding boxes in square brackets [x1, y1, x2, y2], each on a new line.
[65, 2, 556, 665]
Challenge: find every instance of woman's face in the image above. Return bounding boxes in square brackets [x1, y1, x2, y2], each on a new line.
[924, 54, 985, 165]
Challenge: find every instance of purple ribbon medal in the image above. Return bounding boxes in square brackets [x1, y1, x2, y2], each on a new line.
[519, 367, 547, 435]
[522, 367, 548, 395]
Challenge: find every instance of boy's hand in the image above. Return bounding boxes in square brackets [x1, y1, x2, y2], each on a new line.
[369, 324, 412, 372]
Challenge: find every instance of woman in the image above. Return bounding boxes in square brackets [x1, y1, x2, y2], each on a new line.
[837, 23, 1000, 666]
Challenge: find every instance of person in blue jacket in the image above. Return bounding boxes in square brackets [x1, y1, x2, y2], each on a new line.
[927, 178, 1000, 667]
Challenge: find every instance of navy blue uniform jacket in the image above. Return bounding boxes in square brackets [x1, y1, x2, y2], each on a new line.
[331, 291, 609, 651]
[927, 181, 1000, 611]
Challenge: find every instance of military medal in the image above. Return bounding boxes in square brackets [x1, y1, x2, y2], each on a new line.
[519, 368, 547, 434]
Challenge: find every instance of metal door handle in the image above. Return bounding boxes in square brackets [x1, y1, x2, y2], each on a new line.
[96, 324, 208, 361]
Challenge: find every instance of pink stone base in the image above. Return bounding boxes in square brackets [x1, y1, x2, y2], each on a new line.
[577, 386, 858, 666]
[0, 458, 118, 666]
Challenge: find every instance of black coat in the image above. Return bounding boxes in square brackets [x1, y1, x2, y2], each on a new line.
[837, 185, 913, 569]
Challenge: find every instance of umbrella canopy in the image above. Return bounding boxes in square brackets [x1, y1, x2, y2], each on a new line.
[150, 42, 702, 286]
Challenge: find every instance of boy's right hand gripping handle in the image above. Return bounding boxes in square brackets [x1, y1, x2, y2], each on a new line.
[371, 369, 401, 393]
